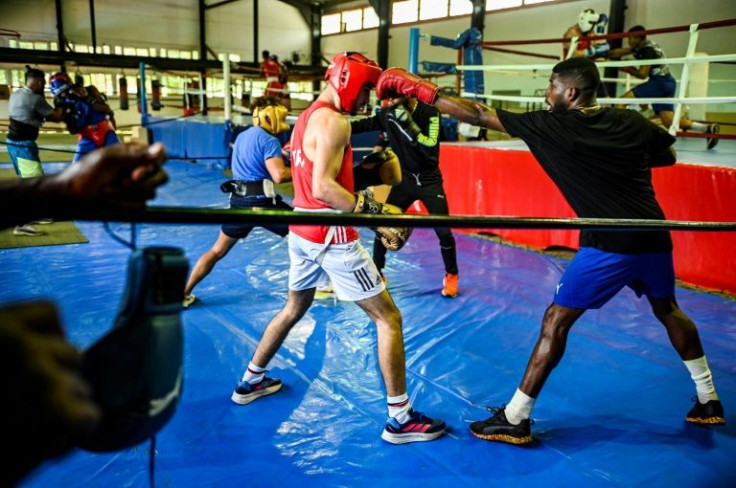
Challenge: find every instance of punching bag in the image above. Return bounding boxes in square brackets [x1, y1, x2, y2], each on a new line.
[119, 76, 129, 111]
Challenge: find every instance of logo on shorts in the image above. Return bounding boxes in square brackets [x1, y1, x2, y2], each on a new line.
[556, 283, 563, 294]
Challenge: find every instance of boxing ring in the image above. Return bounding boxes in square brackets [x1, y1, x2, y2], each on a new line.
[2, 15, 736, 488]
[1, 158, 735, 487]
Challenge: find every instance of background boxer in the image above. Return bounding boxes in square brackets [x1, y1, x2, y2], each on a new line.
[183, 96, 292, 307]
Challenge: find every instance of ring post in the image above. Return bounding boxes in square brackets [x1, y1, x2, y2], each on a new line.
[409, 27, 420, 74]
[670, 24, 700, 135]
[223, 54, 231, 122]
[138, 62, 148, 125]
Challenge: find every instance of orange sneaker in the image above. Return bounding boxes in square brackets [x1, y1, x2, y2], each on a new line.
[441, 273, 458, 298]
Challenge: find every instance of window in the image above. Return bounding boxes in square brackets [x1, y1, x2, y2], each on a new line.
[449, 0, 473, 16]
[342, 9, 363, 32]
[487, 0, 523, 10]
[322, 13, 341, 35]
[420, 0, 448, 20]
[363, 7, 379, 28]
[392, 0, 418, 24]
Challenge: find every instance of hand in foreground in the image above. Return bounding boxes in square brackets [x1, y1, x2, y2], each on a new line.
[0, 301, 101, 485]
[53, 142, 169, 210]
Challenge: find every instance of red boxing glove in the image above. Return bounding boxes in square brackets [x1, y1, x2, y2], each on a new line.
[376, 68, 440, 105]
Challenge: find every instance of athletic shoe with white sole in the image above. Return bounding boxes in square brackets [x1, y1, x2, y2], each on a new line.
[381, 409, 446, 444]
[231, 376, 282, 405]
[13, 224, 45, 236]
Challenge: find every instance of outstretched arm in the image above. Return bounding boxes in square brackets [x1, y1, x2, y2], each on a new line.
[435, 95, 506, 133]
[377, 68, 507, 133]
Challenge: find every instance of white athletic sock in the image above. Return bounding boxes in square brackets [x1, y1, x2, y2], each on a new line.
[690, 122, 708, 132]
[387, 393, 411, 424]
[684, 356, 719, 403]
[241, 362, 267, 385]
[505, 389, 536, 425]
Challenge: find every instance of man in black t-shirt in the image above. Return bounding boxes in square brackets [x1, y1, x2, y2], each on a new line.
[351, 98, 459, 298]
[376, 57, 725, 445]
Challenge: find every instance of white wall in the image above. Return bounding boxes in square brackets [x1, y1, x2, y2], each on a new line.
[2, 0, 311, 64]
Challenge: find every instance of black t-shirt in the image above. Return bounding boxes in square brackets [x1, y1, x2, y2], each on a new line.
[351, 101, 443, 185]
[497, 107, 675, 254]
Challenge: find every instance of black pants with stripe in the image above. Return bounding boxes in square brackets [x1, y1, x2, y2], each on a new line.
[372, 179, 458, 275]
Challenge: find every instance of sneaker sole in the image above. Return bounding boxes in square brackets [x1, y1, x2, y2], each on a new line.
[471, 430, 533, 445]
[686, 416, 726, 426]
[441, 291, 458, 298]
[230, 382, 282, 405]
[381, 429, 445, 444]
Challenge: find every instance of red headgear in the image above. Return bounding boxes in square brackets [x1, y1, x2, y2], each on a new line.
[325, 52, 382, 114]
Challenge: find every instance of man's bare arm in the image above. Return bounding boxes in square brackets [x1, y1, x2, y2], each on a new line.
[306, 109, 356, 211]
[435, 95, 507, 133]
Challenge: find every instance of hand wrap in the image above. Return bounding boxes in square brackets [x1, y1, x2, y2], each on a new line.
[353, 192, 412, 251]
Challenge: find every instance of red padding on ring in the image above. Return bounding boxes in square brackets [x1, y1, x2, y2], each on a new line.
[439, 144, 736, 294]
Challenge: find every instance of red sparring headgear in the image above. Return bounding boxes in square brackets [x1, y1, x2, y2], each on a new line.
[325, 52, 382, 114]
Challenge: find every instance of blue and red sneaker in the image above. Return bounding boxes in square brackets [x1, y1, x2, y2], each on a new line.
[381, 409, 446, 444]
[230, 376, 282, 405]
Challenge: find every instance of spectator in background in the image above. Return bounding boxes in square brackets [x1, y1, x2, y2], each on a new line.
[6, 65, 67, 236]
[261, 50, 283, 99]
[271, 54, 291, 110]
[609, 25, 720, 149]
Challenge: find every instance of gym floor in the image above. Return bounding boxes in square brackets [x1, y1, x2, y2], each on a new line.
[1, 155, 735, 487]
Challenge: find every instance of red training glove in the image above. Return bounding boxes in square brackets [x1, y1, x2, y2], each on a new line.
[376, 68, 440, 105]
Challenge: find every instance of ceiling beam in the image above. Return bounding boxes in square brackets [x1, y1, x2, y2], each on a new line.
[0, 47, 326, 77]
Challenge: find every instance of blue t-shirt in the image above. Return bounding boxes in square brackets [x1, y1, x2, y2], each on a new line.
[231, 126, 282, 181]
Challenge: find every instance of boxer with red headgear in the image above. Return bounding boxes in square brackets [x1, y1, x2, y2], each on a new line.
[324, 52, 382, 115]
[232, 52, 445, 445]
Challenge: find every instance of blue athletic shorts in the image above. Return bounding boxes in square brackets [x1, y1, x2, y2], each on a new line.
[553, 247, 676, 309]
[632, 75, 676, 113]
[6, 138, 42, 177]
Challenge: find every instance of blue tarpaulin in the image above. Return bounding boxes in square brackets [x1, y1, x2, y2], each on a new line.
[1, 158, 734, 487]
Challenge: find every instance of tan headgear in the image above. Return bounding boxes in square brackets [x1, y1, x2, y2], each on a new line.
[253, 104, 289, 135]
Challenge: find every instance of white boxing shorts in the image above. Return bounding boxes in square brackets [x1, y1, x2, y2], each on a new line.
[288, 232, 385, 302]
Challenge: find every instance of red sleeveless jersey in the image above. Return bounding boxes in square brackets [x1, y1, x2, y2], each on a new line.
[289, 101, 359, 244]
